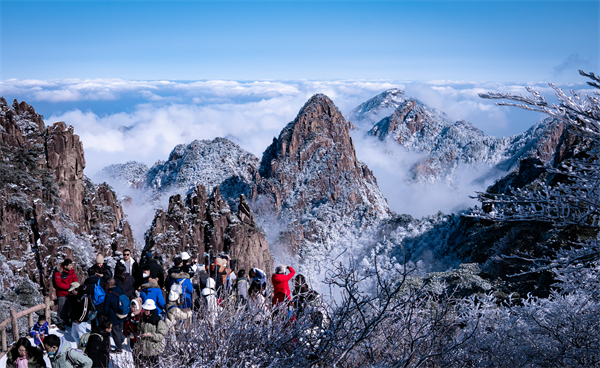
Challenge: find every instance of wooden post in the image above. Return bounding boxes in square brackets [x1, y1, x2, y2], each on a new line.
[1, 327, 6, 352]
[28, 313, 34, 330]
[10, 309, 18, 343]
[44, 297, 51, 323]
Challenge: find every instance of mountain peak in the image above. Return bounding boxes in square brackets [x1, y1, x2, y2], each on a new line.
[347, 88, 406, 130]
[257, 94, 390, 253]
[260, 93, 352, 176]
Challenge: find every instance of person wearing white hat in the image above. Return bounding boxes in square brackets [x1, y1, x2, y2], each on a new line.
[138, 299, 168, 366]
[165, 290, 192, 329]
[180, 251, 199, 276]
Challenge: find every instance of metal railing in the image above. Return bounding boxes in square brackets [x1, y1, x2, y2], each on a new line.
[0, 297, 53, 357]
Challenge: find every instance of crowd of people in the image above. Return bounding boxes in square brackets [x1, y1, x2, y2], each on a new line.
[6, 249, 320, 368]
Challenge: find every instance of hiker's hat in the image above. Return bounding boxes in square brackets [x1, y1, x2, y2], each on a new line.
[142, 299, 157, 311]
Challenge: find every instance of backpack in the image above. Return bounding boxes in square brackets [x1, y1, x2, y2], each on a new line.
[77, 332, 103, 351]
[117, 292, 131, 318]
[65, 347, 86, 367]
[170, 279, 185, 304]
[92, 279, 105, 306]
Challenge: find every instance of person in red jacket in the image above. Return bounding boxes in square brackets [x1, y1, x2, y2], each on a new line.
[271, 264, 295, 307]
[53, 258, 78, 326]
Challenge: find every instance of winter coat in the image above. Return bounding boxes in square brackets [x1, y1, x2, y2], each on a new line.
[235, 277, 249, 302]
[138, 311, 168, 357]
[141, 259, 165, 288]
[84, 330, 110, 368]
[197, 269, 209, 290]
[54, 266, 78, 297]
[103, 286, 125, 325]
[6, 348, 46, 368]
[83, 276, 104, 318]
[48, 335, 93, 368]
[61, 288, 95, 326]
[202, 278, 218, 325]
[30, 321, 49, 346]
[165, 300, 192, 328]
[251, 268, 267, 288]
[140, 283, 166, 315]
[272, 266, 295, 306]
[87, 263, 113, 284]
[120, 258, 140, 286]
[115, 273, 135, 299]
[165, 266, 181, 291]
[169, 272, 193, 309]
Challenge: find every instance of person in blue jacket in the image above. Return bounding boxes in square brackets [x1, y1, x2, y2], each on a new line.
[103, 278, 125, 353]
[140, 275, 166, 316]
[169, 271, 194, 310]
[30, 314, 49, 346]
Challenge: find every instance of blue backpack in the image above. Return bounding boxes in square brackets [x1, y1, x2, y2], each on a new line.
[117, 292, 131, 317]
[92, 279, 105, 306]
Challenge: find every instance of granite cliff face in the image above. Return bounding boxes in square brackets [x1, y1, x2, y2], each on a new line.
[144, 185, 273, 273]
[256, 94, 391, 254]
[0, 98, 134, 297]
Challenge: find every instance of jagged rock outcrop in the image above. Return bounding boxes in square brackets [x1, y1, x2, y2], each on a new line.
[0, 98, 135, 296]
[145, 184, 273, 273]
[257, 94, 391, 253]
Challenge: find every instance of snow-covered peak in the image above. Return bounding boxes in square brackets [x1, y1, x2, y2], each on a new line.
[347, 88, 406, 130]
[146, 137, 260, 206]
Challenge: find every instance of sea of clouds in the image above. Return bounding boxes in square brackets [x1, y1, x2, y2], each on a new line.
[1, 78, 591, 224]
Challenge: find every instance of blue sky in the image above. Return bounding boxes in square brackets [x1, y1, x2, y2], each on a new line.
[1, 1, 599, 223]
[1, 1, 598, 82]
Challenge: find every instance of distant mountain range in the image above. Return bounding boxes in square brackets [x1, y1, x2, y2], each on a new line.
[348, 88, 566, 184]
[98, 88, 575, 281]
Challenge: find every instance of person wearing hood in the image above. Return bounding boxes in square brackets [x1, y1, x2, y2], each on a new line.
[103, 278, 125, 353]
[168, 270, 193, 310]
[43, 334, 92, 368]
[272, 264, 295, 307]
[6, 337, 46, 368]
[165, 289, 193, 329]
[114, 263, 135, 299]
[137, 299, 168, 366]
[165, 256, 183, 292]
[88, 254, 113, 285]
[54, 258, 78, 326]
[140, 274, 166, 316]
[140, 252, 165, 288]
[201, 277, 218, 325]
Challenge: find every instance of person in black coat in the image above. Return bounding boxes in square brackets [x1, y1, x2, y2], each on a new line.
[85, 320, 112, 368]
[84, 267, 106, 330]
[104, 278, 125, 353]
[88, 254, 113, 284]
[165, 256, 183, 292]
[115, 263, 135, 299]
[141, 252, 165, 289]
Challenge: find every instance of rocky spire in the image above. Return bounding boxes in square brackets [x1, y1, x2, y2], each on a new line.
[256, 94, 390, 254]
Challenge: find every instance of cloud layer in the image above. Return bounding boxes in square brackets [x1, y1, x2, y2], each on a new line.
[1, 78, 592, 220]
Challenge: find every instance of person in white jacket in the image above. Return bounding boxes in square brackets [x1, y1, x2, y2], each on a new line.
[201, 277, 218, 325]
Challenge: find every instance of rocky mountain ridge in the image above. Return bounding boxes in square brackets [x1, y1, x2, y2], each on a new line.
[0, 97, 135, 297]
[352, 89, 566, 184]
